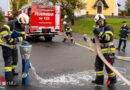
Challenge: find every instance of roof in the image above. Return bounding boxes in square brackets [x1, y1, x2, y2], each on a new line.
[93, 0, 109, 8]
[117, 3, 121, 7]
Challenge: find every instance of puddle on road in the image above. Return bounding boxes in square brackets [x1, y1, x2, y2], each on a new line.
[29, 63, 130, 88]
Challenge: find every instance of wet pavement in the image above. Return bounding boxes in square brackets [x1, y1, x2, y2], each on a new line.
[0, 33, 130, 90]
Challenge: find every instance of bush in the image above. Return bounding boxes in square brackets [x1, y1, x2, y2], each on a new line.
[71, 17, 130, 40]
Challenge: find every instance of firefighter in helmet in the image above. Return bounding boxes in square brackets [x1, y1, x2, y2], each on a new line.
[62, 21, 73, 43]
[94, 12, 105, 28]
[92, 16, 117, 87]
[0, 13, 29, 86]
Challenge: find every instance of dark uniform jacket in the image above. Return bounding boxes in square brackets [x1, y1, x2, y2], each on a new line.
[119, 25, 129, 40]
[0, 18, 25, 48]
[97, 24, 115, 54]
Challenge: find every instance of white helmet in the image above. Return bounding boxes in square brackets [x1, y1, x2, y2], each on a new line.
[94, 14, 105, 22]
[63, 21, 67, 25]
[17, 13, 29, 24]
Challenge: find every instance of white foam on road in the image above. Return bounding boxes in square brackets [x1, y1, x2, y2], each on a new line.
[30, 63, 128, 87]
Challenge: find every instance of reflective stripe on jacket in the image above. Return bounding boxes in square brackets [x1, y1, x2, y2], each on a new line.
[98, 24, 115, 54]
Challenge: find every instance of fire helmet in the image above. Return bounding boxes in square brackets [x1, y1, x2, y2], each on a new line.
[17, 13, 29, 24]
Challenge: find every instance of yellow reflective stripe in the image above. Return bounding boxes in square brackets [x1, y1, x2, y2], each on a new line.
[98, 32, 103, 37]
[19, 37, 23, 41]
[10, 45, 14, 47]
[108, 72, 115, 76]
[70, 28, 72, 31]
[96, 71, 104, 74]
[0, 39, 6, 43]
[107, 35, 110, 41]
[3, 25, 11, 33]
[105, 31, 113, 36]
[64, 35, 68, 38]
[21, 32, 25, 34]
[12, 65, 16, 68]
[9, 38, 14, 43]
[101, 48, 115, 52]
[66, 28, 72, 32]
[0, 31, 8, 35]
[3, 25, 10, 30]
[4, 67, 12, 70]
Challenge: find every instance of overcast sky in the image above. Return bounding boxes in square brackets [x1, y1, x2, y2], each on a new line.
[0, 0, 8, 15]
[0, 0, 127, 15]
[118, 0, 126, 10]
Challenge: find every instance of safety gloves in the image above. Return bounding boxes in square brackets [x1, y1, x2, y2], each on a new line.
[93, 28, 101, 36]
[8, 38, 19, 45]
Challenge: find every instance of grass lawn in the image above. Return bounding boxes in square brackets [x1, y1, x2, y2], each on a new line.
[71, 17, 130, 40]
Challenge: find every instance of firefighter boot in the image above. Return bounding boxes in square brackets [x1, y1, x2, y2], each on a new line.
[6, 81, 19, 86]
[108, 76, 117, 87]
[122, 48, 125, 52]
[92, 75, 104, 85]
[63, 38, 67, 42]
[12, 69, 18, 76]
[71, 39, 74, 43]
[116, 47, 120, 51]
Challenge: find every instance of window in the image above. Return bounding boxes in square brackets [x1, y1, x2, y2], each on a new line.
[97, 1, 103, 14]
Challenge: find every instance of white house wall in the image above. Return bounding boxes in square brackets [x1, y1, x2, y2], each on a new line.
[114, 0, 118, 16]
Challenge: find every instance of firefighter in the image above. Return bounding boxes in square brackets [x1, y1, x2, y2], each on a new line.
[62, 21, 73, 43]
[0, 13, 29, 86]
[116, 21, 129, 52]
[92, 17, 117, 87]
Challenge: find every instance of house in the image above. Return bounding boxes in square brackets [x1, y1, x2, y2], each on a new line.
[75, 0, 119, 16]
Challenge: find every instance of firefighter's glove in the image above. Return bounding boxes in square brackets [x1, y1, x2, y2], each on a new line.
[83, 34, 87, 41]
[91, 38, 95, 43]
[93, 28, 101, 36]
[8, 38, 19, 45]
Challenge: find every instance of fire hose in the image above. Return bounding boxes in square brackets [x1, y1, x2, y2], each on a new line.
[58, 31, 130, 86]
[83, 34, 130, 62]
[75, 34, 130, 86]
[94, 35, 130, 86]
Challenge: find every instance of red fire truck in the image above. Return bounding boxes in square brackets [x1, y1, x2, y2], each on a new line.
[18, 3, 61, 41]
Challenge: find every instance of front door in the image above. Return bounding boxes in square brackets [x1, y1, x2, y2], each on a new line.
[97, 6, 102, 14]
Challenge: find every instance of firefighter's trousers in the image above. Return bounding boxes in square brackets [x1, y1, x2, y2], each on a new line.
[118, 39, 127, 50]
[1, 46, 18, 81]
[94, 53, 116, 84]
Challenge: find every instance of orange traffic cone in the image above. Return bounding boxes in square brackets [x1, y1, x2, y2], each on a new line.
[0, 76, 6, 86]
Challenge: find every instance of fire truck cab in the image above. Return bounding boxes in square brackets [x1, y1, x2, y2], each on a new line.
[18, 2, 61, 41]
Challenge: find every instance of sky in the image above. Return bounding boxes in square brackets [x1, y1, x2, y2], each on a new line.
[0, 0, 8, 15]
[0, 0, 127, 15]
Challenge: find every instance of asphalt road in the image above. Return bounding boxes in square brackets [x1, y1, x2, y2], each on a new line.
[0, 33, 130, 90]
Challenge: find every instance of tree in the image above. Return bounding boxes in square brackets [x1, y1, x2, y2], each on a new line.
[0, 10, 5, 28]
[125, 0, 130, 10]
[18, 0, 29, 9]
[10, 0, 31, 17]
[46, 0, 86, 25]
[10, 0, 18, 17]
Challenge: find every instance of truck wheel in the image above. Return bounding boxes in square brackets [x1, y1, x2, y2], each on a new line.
[44, 36, 53, 42]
